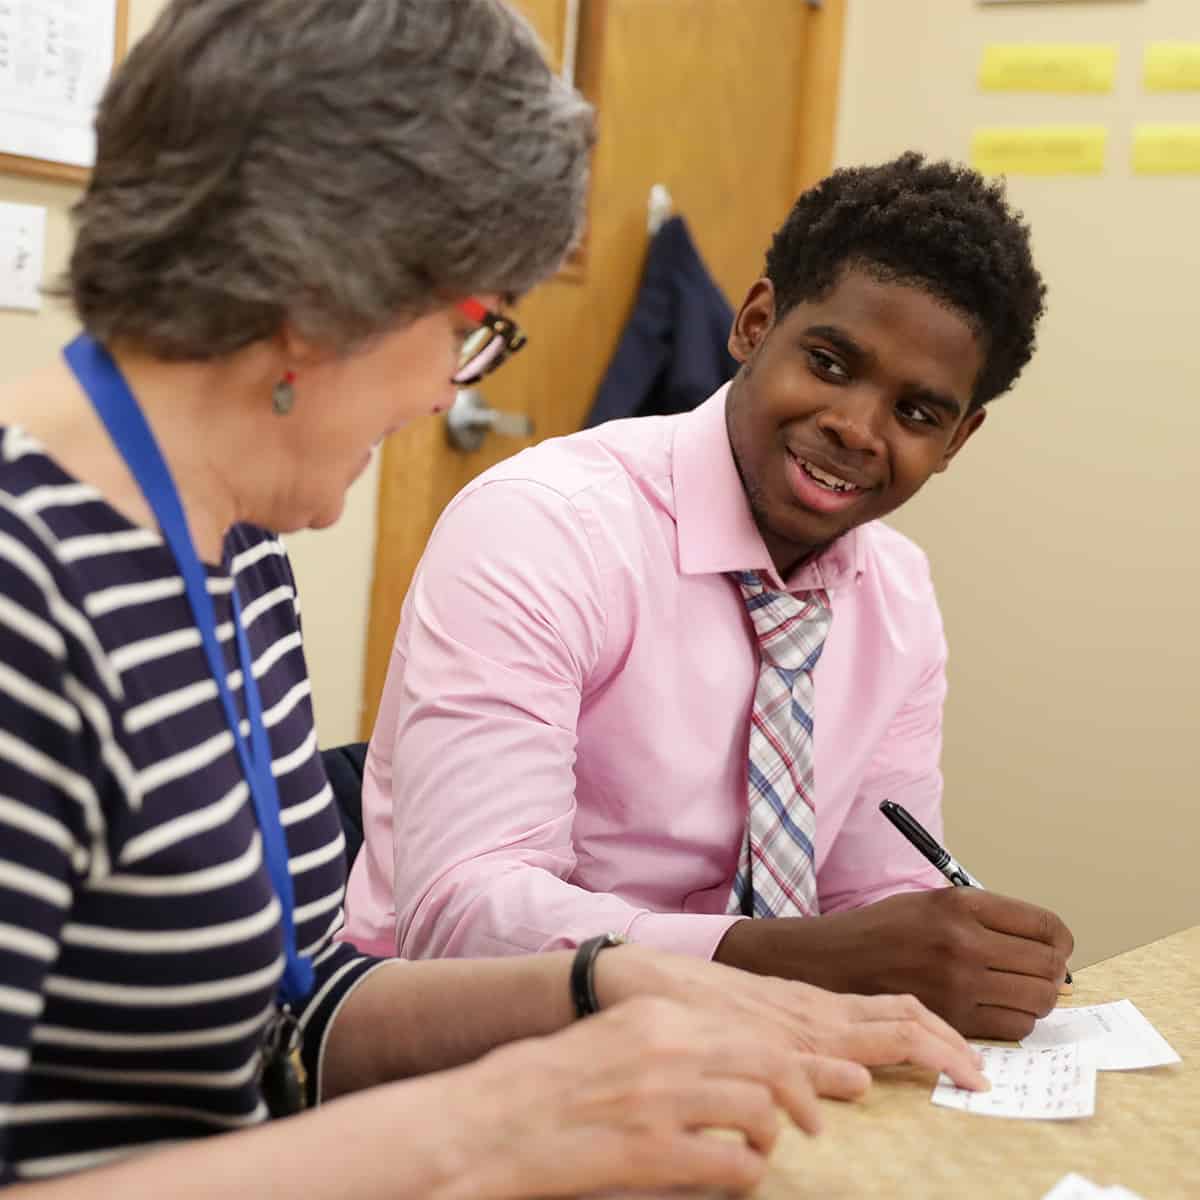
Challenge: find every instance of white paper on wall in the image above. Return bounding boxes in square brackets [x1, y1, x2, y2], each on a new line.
[0, 0, 117, 168]
[0, 199, 46, 310]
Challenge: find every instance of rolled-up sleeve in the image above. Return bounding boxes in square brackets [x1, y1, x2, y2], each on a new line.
[297, 940, 388, 1103]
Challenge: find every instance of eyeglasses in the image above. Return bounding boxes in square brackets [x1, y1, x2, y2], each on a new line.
[452, 298, 527, 386]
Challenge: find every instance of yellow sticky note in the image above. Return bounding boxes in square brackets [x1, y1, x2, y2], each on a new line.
[1133, 125, 1200, 175]
[1143, 43, 1200, 92]
[979, 44, 1118, 93]
[971, 126, 1108, 176]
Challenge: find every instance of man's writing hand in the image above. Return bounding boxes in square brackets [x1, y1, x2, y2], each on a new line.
[714, 888, 1073, 1039]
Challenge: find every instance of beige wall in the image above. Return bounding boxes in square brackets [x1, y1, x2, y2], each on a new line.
[836, 0, 1200, 967]
[0, 0, 377, 747]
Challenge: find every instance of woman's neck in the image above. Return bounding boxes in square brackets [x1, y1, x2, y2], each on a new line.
[112, 346, 268, 564]
[2, 341, 282, 565]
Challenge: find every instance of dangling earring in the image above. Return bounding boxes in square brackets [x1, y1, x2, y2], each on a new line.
[272, 370, 296, 415]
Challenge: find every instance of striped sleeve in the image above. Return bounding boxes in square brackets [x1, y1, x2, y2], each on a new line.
[259, 537, 385, 1102]
[296, 937, 389, 1103]
[0, 520, 107, 1180]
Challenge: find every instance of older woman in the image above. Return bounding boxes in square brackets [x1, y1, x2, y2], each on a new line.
[0, 0, 984, 1195]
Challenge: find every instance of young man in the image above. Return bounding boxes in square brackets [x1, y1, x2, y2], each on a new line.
[343, 153, 1073, 1039]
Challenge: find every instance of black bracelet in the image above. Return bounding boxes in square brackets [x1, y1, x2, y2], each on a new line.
[569, 933, 626, 1018]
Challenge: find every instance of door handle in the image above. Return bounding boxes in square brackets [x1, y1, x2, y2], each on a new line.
[445, 388, 534, 453]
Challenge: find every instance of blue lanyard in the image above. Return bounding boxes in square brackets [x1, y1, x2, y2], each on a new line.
[64, 333, 314, 1007]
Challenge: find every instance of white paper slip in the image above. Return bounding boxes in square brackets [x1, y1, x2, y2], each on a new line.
[0, 201, 46, 313]
[1042, 1174, 1144, 1200]
[1021, 999, 1181, 1070]
[931, 1043, 1096, 1119]
[1043, 1177, 1105, 1200]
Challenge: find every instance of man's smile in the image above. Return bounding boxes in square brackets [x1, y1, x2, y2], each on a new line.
[783, 448, 874, 515]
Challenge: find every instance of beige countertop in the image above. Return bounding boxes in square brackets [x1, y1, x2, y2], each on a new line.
[755, 923, 1199, 1199]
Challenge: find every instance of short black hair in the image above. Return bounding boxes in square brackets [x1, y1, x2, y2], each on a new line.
[764, 152, 1046, 409]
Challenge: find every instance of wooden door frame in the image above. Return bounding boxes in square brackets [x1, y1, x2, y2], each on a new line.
[794, 0, 847, 194]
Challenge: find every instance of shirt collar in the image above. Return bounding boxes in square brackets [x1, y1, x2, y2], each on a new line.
[672, 384, 865, 594]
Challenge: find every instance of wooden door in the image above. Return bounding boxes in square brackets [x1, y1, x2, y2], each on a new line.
[360, 0, 846, 737]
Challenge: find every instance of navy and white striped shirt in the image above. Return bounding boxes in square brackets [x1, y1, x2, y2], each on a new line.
[0, 427, 381, 1183]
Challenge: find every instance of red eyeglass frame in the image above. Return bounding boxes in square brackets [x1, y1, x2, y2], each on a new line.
[453, 298, 527, 385]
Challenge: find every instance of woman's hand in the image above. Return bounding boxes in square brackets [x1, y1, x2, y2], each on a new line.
[438, 995, 869, 1199]
[35, 952, 983, 1200]
[593, 942, 988, 1091]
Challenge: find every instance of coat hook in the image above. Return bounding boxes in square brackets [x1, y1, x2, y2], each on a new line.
[647, 183, 673, 236]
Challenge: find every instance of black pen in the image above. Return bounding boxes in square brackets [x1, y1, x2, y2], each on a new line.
[879, 799, 1072, 986]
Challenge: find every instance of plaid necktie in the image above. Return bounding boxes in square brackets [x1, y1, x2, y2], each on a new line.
[726, 569, 832, 919]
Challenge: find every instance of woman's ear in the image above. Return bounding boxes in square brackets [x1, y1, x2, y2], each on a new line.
[276, 322, 336, 371]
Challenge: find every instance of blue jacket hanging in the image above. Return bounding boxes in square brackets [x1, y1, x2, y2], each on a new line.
[584, 215, 739, 428]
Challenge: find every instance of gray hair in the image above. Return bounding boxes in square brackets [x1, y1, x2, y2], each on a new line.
[62, 0, 594, 359]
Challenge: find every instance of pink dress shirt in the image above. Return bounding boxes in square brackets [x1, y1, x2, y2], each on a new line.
[343, 387, 947, 961]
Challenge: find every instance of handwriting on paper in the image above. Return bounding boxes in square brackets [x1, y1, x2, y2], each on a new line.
[931, 1043, 1096, 1119]
[0, 0, 119, 167]
[1022, 999, 1181, 1070]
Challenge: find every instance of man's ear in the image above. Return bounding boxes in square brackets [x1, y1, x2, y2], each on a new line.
[935, 406, 987, 473]
[728, 279, 778, 363]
